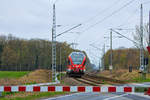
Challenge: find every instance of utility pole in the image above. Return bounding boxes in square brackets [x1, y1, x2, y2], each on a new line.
[140, 4, 145, 79]
[101, 44, 105, 71]
[149, 11, 150, 46]
[52, 4, 57, 82]
[110, 29, 113, 72]
[99, 58, 101, 71]
[103, 44, 105, 70]
[59, 45, 61, 82]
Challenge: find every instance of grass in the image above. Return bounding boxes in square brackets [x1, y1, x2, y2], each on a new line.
[57, 73, 66, 84]
[135, 87, 150, 92]
[23, 82, 37, 85]
[132, 77, 150, 83]
[0, 71, 29, 79]
[57, 73, 66, 81]
[0, 92, 68, 100]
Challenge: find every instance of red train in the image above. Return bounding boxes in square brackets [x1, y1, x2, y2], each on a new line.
[66, 52, 86, 77]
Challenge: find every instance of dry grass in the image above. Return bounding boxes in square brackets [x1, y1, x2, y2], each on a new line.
[19, 69, 52, 84]
[0, 69, 52, 86]
[98, 69, 141, 81]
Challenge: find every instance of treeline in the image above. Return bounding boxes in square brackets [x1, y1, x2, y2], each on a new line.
[0, 34, 92, 71]
[104, 48, 150, 70]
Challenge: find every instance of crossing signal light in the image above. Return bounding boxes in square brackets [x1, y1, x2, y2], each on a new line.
[147, 46, 150, 54]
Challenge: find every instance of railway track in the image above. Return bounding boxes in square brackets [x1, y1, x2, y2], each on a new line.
[72, 74, 107, 86]
[71, 73, 126, 86]
[64, 71, 126, 86]
[73, 77, 101, 86]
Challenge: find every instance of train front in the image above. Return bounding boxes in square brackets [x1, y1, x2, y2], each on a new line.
[67, 52, 86, 77]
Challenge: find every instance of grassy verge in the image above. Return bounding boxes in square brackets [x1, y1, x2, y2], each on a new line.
[0, 71, 29, 79]
[57, 73, 66, 80]
[132, 77, 150, 83]
[0, 92, 69, 100]
[57, 73, 66, 84]
[135, 87, 149, 92]
[23, 82, 37, 85]
[120, 78, 150, 83]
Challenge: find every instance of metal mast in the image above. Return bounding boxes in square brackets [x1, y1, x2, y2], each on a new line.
[140, 4, 144, 70]
[140, 4, 146, 79]
[52, 4, 56, 82]
[149, 11, 150, 46]
[103, 44, 105, 70]
[99, 58, 101, 71]
[59, 45, 61, 81]
[110, 29, 113, 72]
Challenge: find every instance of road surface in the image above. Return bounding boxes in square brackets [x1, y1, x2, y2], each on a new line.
[42, 92, 150, 100]
[42, 82, 150, 100]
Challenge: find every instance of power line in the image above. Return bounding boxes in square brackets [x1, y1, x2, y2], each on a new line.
[81, 0, 136, 33]
[86, 3, 138, 46]
[117, 8, 139, 27]
[82, 0, 122, 24]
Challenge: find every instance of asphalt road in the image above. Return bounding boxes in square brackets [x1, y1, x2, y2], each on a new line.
[42, 92, 150, 100]
[42, 82, 150, 100]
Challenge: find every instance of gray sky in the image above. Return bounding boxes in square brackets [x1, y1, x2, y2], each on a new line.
[0, 0, 150, 67]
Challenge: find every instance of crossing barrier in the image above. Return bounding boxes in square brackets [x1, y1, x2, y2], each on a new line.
[0, 86, 134, 92]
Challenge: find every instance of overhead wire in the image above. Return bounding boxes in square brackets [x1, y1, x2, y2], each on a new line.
[82, 0, 122, 24]
[117, 8, 139, 28]
[117, 0, 150, 28]
[75, 0, 124, 45]
[79, 0, 137, 48]
[87, 9, 139, 53]
[81, 0, 136, 33]
[76, 0, 126, 38]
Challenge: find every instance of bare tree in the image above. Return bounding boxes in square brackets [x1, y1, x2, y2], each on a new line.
[133, 23, 149, 49]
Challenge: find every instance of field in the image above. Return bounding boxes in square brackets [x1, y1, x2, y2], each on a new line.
[0, 71, 29, 79]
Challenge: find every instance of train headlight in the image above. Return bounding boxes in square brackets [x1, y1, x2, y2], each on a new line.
[72, 65, 75, 68]
[80, 65, 83, 68]
[77, 65, 80, 68]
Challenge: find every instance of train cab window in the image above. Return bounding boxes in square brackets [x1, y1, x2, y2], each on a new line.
[70, 52, 85, 65]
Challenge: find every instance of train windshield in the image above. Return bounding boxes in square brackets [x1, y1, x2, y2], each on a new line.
[70, 52, 85, 64]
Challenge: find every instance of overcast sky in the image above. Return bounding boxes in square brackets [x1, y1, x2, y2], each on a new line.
[0, 0, 150, 67]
